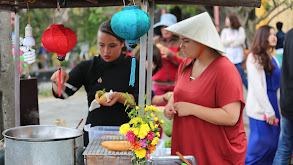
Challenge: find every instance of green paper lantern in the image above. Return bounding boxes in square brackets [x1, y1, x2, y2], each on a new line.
[111, 5, 151, 44]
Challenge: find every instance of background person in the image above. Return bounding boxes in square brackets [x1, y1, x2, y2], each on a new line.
[221, 13, 248, 89]
[245, 25, 281, 165]
[152, 13, 183, 106]
[275, 22, 286, 67]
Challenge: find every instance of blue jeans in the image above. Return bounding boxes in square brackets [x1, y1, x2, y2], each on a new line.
[235, 63, 248, 90]
[273, 116, 293, 165]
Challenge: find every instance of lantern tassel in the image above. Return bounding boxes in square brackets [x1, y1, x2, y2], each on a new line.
[58, 62, 61, 97]
[129, 51, 136, 87]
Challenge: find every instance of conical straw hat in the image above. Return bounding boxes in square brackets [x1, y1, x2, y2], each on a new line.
[165, 12, 225, 54]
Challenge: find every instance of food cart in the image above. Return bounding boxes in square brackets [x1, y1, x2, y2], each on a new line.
[0, 0, 261, 164]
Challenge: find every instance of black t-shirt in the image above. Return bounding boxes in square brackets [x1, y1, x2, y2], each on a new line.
[53, 54, 139, 145]
[280, 28, 293, 120]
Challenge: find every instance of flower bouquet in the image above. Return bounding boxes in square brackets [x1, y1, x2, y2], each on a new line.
[119, 94, 164, 165]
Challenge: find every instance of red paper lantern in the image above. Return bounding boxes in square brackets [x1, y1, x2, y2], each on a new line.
[42, 24, 77, 61]
[42, 24, 77, 97]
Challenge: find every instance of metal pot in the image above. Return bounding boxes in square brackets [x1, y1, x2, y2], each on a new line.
[2, 125, 84, 165]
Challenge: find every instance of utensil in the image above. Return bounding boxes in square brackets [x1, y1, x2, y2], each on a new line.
[53, 82, 69, 98]
[176, 151, 192, 165]
[76, 119, 84, 129]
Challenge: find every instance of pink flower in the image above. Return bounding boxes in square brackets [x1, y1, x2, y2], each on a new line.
[146, 150, 151, 159]
[126, 131, 136, 142]
[146, 131, 154, 141]
[139, 139, 147, 148]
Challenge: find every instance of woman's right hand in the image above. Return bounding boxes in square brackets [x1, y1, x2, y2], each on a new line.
[50, 70, 69, 93]
[266, 115, 278, 126]
[164, 103, 176, 120]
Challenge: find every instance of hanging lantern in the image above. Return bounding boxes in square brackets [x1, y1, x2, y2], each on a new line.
[111, 5, 151, 44]
[111, 5, 151, 87]
[42, 24, 77, 97]
[42, 24, 77, 62]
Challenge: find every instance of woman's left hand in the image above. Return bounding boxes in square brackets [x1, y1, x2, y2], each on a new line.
[102, 92, 120, 106]
[174, 102, 194, 117]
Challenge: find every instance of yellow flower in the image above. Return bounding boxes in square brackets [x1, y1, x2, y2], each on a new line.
[130, 117, 143, 126]
[136, 106, 139, 110]
[132, 128, 139, 135]
[154, 117, 158, 122]
[151, 105, 158, 112]
[134, 148, 146, 159]
[151, 137, 159, 145]
[160, 120, 164, 124]
[138, 124, 150, 139]
[156, 132, 160, 136]
[155, 124, 158, 128]
[119, 123, 130, 136]
[149, 121, 155, 131]
[145, 105, 150, 112]
[150, 113, 154, 117]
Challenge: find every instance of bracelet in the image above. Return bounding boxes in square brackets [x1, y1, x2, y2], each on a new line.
[163, 96, 167, 102]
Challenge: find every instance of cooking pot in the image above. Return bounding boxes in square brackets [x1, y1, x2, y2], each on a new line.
[2, 125, 84, 165]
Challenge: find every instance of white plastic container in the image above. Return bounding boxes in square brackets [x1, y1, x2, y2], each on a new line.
[84, 124, 122, 142]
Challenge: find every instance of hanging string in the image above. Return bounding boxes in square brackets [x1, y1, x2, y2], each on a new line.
[27, 2, 30, 24]
[58, 62, 62, 97]
[132, 0, 136, 5]
[122, 0, 125, 7]
[53, 7, 64, 24]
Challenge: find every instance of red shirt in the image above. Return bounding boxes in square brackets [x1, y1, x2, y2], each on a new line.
[172, 57, 247, 165]
[152, 47, 183, 82]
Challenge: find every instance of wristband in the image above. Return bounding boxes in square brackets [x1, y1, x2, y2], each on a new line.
[163, 96, 167, 102]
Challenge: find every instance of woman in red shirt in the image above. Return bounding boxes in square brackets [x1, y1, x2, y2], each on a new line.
[164, 12, 247, 165]
[153, 13, 183, 106]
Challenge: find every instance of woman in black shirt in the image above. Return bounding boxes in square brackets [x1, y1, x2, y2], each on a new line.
[51, 20, 139, 145]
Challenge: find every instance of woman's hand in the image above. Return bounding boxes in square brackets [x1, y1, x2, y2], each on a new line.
[159, 46, 175, 58]
[164, 103, 176, 120]
[174, 102, 193, 117]
[102, 92, 120, 107]
[50, 70, 69, 93]
[266, 115, 278, 126]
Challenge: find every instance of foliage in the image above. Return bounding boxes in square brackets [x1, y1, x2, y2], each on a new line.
[165, 137, 172, 148]
[155, 109, 173, 137]
[156, 5, 198, 19]
[120, 94, 164, 164]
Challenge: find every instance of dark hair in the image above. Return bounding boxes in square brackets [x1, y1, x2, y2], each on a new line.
[135, 44, 163, 75]
[276, 22, 283, 31]
[248, 25, 275, 76]
[98, 20, 128, 53]
[227, 13, 241, 30]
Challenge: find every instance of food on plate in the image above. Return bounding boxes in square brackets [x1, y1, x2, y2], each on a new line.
[100, 141, 130, 151]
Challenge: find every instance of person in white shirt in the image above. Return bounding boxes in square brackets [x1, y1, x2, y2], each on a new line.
[221, 13, 248, 89]
[245, 25, 281, 165]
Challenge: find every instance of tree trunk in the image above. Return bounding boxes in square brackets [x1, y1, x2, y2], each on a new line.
[0, 10, 16, 138]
